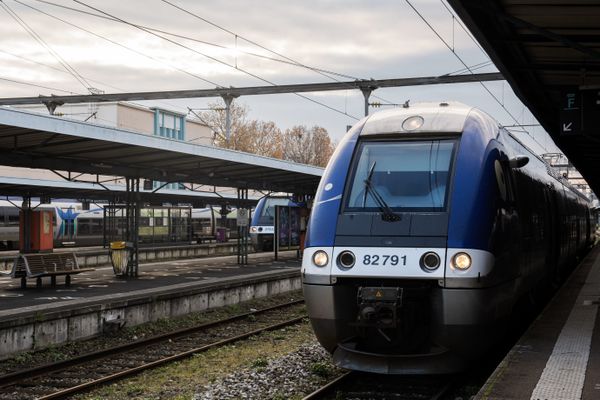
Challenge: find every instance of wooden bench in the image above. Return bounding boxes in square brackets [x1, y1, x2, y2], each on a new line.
[10, 253, 94, 289]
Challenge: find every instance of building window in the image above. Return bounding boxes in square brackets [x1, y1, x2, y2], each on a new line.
[153, 108, 186, 190]
[153, 109, 185, 141]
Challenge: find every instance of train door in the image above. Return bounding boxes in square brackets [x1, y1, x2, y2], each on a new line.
[543, 186, 559, 281]
[57, 207, 77, 243]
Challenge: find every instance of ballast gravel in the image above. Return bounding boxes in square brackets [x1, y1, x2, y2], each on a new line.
[195, 342, 341, 399]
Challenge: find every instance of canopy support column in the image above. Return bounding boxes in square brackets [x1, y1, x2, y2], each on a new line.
[237, 188, 249, 265]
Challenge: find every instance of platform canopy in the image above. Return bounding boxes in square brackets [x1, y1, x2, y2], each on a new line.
[0, 108, 323, 195]
[449, 0, 600, 195]
[0, 176, 257, 208]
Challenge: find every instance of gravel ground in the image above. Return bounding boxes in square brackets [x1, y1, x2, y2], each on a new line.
[195, 342, 343, 400]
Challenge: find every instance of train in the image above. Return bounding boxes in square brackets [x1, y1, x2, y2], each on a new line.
[0, 200, 241, 250]
[302, 102, 594, 374]
[249, 196, 299, 251]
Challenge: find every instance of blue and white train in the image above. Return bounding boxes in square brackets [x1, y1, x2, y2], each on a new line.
[302, 103, 593, 374]
[249, 196, 298, 251]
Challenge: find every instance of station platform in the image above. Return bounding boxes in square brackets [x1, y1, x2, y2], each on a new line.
[476, 245, 600, 400]
[0, 251, 301, 359]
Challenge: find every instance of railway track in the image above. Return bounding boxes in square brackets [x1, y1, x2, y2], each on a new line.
[302, 371, 453, 400]
[0, 299, 306, 400]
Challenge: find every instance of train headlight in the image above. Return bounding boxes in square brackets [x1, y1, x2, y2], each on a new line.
[402, 115, 424, 131]
[250, 227, 257, 233]
[452, 252, 472, 270]
[420, 251, 440, 271]
[312, 250, 329, 267]
[337, 251, 356, 269]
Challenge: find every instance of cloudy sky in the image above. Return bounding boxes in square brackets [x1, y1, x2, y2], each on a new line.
[0, 0, 561, 154]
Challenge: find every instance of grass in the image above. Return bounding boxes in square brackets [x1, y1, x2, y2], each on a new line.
[76, 322, 317, 400]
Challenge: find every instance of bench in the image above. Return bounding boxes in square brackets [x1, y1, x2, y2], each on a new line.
[10, 253, 94, 289]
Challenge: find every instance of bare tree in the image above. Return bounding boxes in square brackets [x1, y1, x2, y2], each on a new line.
[282, 125, 335, 167]
[196, 101, 334, 166]
[196, 100, 249, 146]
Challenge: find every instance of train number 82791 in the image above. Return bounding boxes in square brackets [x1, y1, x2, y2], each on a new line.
[362, 254, 407, 266]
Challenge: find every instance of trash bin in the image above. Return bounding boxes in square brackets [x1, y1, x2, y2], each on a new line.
[110, 241, 130, 276]
[216, 227, 227, 243]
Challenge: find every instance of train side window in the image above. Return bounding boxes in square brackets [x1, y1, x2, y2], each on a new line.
[494, 160, 508, 202]
[7, 214, 19, 226]
[494, 159, 516, 203]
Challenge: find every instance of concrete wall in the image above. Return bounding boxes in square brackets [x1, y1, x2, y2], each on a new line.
[186, 120, 213, 146]
[116, 102, 154, 133]
[0, 270, 300, 359]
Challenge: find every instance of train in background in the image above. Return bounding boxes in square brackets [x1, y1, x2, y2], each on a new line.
[302, 103, 594, 374]
[0, 200, 241, 250]
[249, 196, 300, 251]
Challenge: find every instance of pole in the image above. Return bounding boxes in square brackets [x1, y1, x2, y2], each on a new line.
[221, 94, 237, 144]
[360, 86, 378, 117]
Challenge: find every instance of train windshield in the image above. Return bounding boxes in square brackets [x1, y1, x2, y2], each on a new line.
[345, 139, 456, 212]
[257, 197, 291, 225]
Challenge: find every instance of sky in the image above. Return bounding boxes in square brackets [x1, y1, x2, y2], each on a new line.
[0, 0, 562, 155]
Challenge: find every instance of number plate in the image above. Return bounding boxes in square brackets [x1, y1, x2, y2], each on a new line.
[361, 254, 406, 267]
[332, 247, 445, 278]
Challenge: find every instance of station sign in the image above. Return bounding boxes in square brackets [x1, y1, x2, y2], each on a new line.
[560, 90, 581, 136]
[560, 89, 600, 136]
[236, 208, 249, 227]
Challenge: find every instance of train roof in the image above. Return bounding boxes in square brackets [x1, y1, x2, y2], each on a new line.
[360, 102, 476, 136]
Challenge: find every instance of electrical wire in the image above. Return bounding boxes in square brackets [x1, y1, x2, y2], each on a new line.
[159, 0, 399, 107]
[31, 0, 360, 81]
[31, 0, 387, 111]
[73, 0, 360, 120]
[438, 0, 489, 56]
[0, 47, 190, 113]
[14, 0, 223, 89]
[1, 0, 92, 91]
[404, 0, 548, 151]
[0, 75, 80, 94]
[32, 0, 396, 107]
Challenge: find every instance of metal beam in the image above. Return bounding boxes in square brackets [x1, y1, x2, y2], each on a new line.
[0, 73, 504, 106]
[500, 14, 600, 62]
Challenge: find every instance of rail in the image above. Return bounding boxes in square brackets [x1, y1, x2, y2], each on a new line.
[0, 299, 306, 399]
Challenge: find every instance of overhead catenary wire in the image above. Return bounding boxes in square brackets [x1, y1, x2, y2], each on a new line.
[13, 0, 223, 89]
[33, 0, 385, 112]
[0, 75, 80, 94]
[0, 47, 196, 114]
[30, 0, 481, 113]
[0, 0, 92, 92]
[31, 0, 361, 82]
[8, 1, 502, 122]
[404, 0, 548, 151]
[10, 0, 230, 113]
[159, 0, 399, 106]
[32, 0, 397, 107]
[438, 0, 490, 57]
[73, 0, 360, 120]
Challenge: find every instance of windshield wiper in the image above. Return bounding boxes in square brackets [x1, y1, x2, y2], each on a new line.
[363, 162, 401, 222]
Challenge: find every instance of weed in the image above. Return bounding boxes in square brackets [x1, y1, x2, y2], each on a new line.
[251, 357, 269, 369]
[310, 362, 331, 377]
[12, 352, 33, 364]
